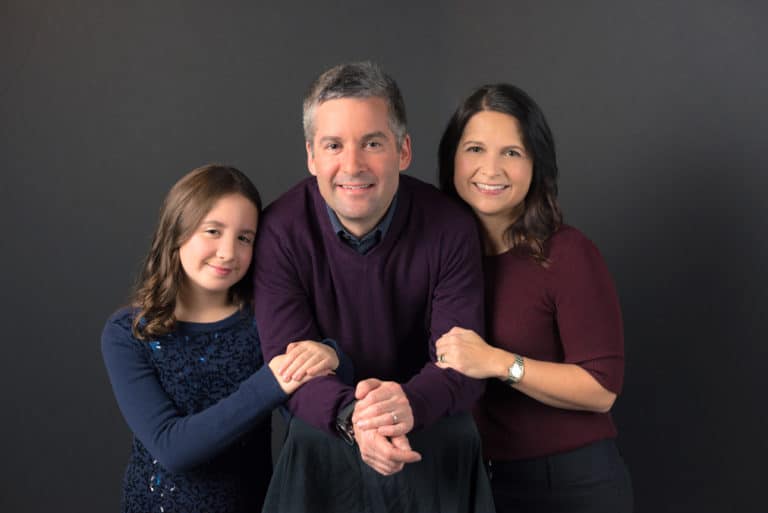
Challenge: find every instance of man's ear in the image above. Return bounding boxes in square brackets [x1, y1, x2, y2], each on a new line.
[306, 141, 317, 176]
[398, 134, 412, 171]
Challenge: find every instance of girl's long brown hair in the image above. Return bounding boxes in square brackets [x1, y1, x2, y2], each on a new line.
[131, 164, 262, 340]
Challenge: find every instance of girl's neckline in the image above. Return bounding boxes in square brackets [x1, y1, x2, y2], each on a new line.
[174, 309, 246, 334]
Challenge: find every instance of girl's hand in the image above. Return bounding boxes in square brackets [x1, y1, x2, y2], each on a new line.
[278, 340, 339, 383]
[267, 354, 302, 394]
[435, 327, 499, 379]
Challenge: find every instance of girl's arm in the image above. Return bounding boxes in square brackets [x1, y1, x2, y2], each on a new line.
[101, 315, 338, 473]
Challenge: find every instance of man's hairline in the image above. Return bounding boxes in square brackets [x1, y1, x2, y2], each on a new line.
[304, 95, 407, 152]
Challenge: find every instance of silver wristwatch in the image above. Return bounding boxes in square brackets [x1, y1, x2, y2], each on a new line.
[504, 354, 525, 385]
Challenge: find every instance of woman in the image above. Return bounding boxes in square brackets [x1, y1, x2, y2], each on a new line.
[435, 85, 633, 512]
[102, 164, 350, 513]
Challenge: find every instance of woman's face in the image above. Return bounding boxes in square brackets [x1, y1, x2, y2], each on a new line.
[453, 110, 533, 226]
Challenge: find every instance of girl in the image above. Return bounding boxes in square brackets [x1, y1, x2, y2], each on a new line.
[435, 85, 633, 512]
[102, 164, 348, 513]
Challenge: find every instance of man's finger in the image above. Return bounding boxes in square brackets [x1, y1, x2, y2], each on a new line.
[355, 378, 383, 400]
[384, 437, 421, 463]
[376, 422, 410, 438]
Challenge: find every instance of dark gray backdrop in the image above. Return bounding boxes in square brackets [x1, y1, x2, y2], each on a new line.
[2, 1, 766, 512]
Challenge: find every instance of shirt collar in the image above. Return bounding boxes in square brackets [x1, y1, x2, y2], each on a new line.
[325, 193, 399, 253]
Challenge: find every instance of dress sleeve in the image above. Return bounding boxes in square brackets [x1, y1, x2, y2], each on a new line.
[553, 233, 625, 394]
[101, 314, 287, 473]
[253, 221, 356, 434]
[401, 216, 486, 429]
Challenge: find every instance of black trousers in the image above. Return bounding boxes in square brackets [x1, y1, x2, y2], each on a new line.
[487, 439, 633, 513]
[263, 413, 495, 513]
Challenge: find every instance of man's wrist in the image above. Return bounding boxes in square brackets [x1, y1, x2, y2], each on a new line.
[335, 400, 357, 445]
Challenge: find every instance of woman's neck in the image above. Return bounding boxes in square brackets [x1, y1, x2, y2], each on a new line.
[477, 213, 516, 256]
[475, 202, 525, 255]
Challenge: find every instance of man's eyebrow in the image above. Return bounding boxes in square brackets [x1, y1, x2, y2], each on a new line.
[362, 131, 389, 141]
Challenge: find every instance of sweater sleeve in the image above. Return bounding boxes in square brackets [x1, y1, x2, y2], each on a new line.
[322, 338, 355, 386]
[553, 232, 625, 394]
[253, 220, 356, 434]
[100, 314, 287, 473]
[401, 216, 487, 429]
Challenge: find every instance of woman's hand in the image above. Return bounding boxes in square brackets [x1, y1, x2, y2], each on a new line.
[436, 329, 618, 413]
[435, 327, 503, 379]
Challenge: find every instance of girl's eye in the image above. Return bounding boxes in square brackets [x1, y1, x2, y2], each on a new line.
[238, 235, 253, 244]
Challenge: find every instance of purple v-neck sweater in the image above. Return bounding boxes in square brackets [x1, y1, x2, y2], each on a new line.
[253, 175, 485, 434]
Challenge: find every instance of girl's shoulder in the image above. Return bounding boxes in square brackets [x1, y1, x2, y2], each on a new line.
[104, 305, 139, 333]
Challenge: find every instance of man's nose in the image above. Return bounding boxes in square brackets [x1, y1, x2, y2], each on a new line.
[340, 146, 364, 175]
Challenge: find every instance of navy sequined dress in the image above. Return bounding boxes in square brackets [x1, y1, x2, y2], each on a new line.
[101, 307, 287, 513]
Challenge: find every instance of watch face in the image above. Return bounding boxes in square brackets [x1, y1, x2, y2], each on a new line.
[511, 364, 523, 380]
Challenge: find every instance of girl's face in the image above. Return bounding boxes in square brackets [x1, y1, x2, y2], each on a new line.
[178, 193, 258, 301]
[453, 110, 533, 226]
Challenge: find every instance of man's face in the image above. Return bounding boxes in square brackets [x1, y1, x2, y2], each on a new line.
[306, 97, 411, 238]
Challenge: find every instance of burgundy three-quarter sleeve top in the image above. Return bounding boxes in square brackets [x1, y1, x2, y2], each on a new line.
[475, 225, 625, 460]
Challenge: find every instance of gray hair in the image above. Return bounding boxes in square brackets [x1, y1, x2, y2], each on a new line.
[302, 61, 408, 149]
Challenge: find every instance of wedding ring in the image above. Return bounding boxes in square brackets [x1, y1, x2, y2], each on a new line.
[438, 353, 446, 363]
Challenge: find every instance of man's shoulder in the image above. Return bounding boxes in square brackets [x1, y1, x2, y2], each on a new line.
[259, 177, 319, 230]
[400, 174, 476, 228]
[401, 174, 471, 213]
[255, 177, 328, 257]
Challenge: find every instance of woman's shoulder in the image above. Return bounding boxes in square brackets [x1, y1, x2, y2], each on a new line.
[549, 224, 599, 253]
[547, 225, 607, 272]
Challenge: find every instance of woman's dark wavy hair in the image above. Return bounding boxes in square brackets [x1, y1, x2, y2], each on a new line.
[131, 164, 262, 340]
[438, 84, 562, 265]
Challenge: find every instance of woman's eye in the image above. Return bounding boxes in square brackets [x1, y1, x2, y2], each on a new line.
[205, 229, 220, 236]
[466, 146, 482, 153]
[505, 149, 524, 158]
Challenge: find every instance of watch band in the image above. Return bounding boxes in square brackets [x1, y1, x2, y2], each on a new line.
[335, 400, 357, 445]
[504, 353, 525, 385]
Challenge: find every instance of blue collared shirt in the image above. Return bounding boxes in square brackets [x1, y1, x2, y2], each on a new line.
[325, 194, 398, 255]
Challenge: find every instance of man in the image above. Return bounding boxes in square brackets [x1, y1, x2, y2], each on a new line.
[254, 62, 493, 512]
